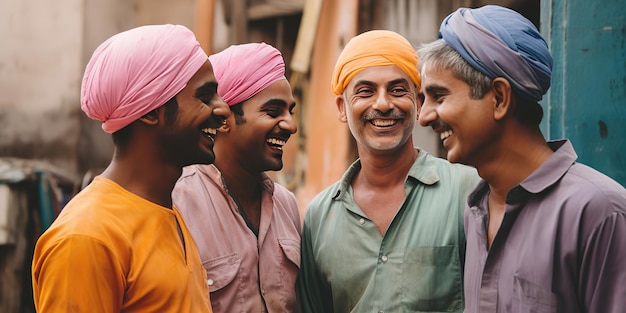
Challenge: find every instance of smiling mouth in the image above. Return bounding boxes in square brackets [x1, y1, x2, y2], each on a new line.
[371, 119, 398, 127]
[440, 129, 453, 141]
[201, 127, 217, 141]
[267, 137, 287, 151]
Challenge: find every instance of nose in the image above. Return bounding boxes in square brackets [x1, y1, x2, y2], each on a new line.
[279, 113, 298, 134]
[211, 97, 231, 121]
[372, 89, 394, 113]
[418, 96, 435, 127]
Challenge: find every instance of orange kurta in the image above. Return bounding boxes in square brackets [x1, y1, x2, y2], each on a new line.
[32, 176, 212, 313]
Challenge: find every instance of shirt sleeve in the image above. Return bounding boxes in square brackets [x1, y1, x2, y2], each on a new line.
[32, 235, 126, 313]
[580, 211, 626, 313]
[297, 217, 334, 313]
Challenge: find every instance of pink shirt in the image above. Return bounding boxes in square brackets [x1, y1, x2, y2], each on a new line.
[173, 164, 301, 313]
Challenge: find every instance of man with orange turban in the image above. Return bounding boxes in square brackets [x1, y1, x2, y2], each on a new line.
[173, 42, 301, 313]
[298, 30, 480, 312]
[32, 24, 231, 313]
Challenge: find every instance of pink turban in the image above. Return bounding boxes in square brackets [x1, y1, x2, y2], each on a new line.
[208, 43, 286, 106]
[81, 24, 208, 134]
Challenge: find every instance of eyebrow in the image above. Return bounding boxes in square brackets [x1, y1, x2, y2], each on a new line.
[353, 78, 411, 88]
[424, 84, 450, 94]
[261, 98, 296, 109]
[194, 82, 218, 98]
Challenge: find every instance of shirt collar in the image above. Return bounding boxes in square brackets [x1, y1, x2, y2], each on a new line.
[468, 139, 577, 207]
[333, 148, 441, 201]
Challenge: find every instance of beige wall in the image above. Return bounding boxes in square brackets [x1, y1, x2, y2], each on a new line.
[0, 0, 84, 178]
[0, 0, 199, 183]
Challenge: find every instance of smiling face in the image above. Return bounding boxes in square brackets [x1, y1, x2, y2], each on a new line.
[157, 60, 231, 167]
[337, 65, 418, 154]
[216, 78, 297, 172]
[418, 61, 500, 165]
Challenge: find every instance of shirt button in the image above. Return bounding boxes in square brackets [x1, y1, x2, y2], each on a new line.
[207, 279, 214, 286]
[359, 218, 365, 225]
[261, 288, 265, 295]
[381, 255, 388, 263]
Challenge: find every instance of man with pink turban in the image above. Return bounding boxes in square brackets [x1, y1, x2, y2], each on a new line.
[298, 30, 480, 312]
[32, 24, 230, 313]
[172, 42, 300, 313]
[418, 5, 626, 313]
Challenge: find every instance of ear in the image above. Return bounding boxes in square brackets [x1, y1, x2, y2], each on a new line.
[492, 78, 513, 121]
[336, 95, 347, 123]
[138, 109, 159, 126]
[217, 119, 231, 133]
[416, 92, 424, 121]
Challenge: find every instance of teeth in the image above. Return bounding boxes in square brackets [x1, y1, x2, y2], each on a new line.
[201, 128, 217, 135]
[371, 119, 396, 127]
[267, 138, 286, 150]
[440, 129, 453, 141]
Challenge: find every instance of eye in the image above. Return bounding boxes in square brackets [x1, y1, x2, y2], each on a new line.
[389, 86, 409, 96]
[432, 93, 445, 103]
[355, 87, 374, 96]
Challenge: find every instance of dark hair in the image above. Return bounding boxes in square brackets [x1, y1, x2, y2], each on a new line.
[229, 102, 246, 125]
[111, 96, 179, 146]
[163, 96, 179, 125]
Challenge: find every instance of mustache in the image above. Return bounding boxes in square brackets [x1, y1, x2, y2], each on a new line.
[362, 110, 407, 121]
[428, 120, 450, 130]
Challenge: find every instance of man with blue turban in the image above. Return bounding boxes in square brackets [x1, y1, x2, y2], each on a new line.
[298, 29, 480, 312]
[418, 5, 626, 312]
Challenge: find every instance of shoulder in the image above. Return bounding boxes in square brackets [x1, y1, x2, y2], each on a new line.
[303, 181, 343, 222]
[420, 151, 481, 188]
[271, 182, 301, 219]
[559, 163, 626, 208]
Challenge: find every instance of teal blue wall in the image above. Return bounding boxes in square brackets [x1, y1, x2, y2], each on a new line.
[540, 0, 626, 186]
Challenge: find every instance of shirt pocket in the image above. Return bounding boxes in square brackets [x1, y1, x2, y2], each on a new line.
[278, 238, 301, 268]
[203, 253, 240, 292]
[512, 275, 558, 313]
[402, 246, 463, 312]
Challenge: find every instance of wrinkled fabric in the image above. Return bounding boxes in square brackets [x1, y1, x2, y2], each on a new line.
[209, 43, 286, 106]
[439, 5, 552, 101]
[464, 140, 626, 313]
[299, 149, 480, 313]
[331, 30, 420, 95]
[81, 24, 208, 133]
[173, 164, 302, 313]
[32, 177, 212, 313]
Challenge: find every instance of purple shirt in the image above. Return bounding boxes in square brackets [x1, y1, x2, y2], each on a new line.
[173, 164, 301, 313]
[464, 140, 626, 313]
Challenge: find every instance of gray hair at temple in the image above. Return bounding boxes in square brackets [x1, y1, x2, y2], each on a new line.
[417, 39, 544, 126]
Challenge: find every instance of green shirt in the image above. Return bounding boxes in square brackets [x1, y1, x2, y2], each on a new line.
[298, 149, 480, 313]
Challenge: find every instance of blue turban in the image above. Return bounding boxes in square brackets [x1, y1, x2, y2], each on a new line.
[439, 5, 552, 102]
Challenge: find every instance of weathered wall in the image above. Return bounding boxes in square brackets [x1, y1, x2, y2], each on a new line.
[0, 0, 84, 180]
[0, 0, 199, 185]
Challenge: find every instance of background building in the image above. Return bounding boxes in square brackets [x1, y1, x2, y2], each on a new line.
[0, 0, 624, 312]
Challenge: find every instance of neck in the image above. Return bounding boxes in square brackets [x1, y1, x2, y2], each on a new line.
[356, 143, 418, 188]
[100, 150, 182, 208]
[478, 127, 552, 201]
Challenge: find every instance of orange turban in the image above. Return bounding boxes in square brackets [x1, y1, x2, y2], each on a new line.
[331, 30, 420, 95]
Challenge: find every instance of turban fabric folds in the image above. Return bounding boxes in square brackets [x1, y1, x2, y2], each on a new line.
[208, 43, 286, 106]
[439, 5, 553, 101]
[81, 24, 208, 134]
[331, 30, 420, 96]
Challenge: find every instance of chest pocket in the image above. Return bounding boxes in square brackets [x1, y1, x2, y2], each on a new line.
[278, 238, 301, 268]
[402, 246, 463, 312]
[512, 275, 557, 313]
[203, 253, 240, 292]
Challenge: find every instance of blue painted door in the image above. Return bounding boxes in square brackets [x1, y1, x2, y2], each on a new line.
[541, 0, 626, 186]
